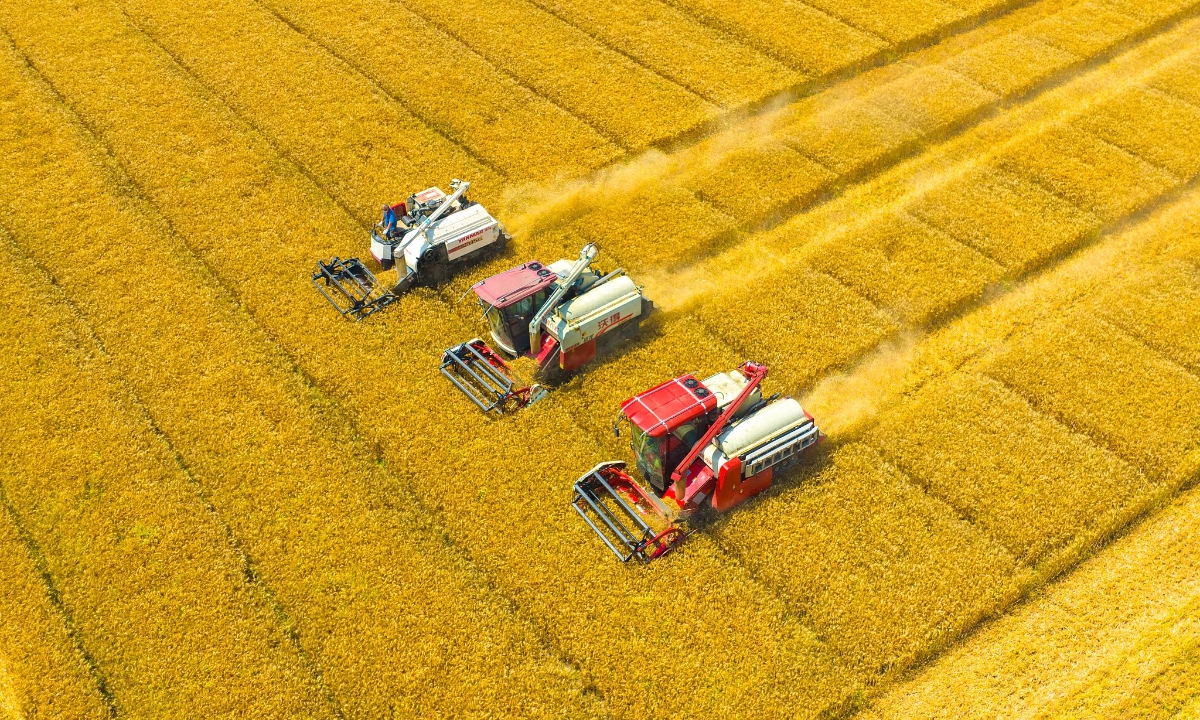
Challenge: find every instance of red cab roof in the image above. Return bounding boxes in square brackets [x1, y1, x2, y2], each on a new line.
[473, 261, 555, 308]
[620, 374, 718, 438]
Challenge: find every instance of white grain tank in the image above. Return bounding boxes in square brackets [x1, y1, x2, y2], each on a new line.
[401, 203, 503, 271]
[701, 398, 820, 479]
[544, 274, 643, 352]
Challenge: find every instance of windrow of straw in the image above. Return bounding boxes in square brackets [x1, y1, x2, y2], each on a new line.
[0, 236, 331, 717]
[0, 23, 597, 720]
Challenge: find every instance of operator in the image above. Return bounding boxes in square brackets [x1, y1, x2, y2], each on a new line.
[380, 204, 399, 238]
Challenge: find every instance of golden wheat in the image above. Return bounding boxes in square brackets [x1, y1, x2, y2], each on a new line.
[0, 24, 595, 718]
[395, 0, 717, 148]
[0, 513, 109, 720]
[261, 0, 622, 182]
[0, 238, 331, 718]
[867, 371, 1147, 565]
[520, 0, 802, 107]
[2, 0, 1199, 715]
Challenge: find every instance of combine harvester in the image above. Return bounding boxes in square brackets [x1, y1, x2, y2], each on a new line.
[313, 178, 510, 319]
[573, 362, 821, 562]
[441, 243, 653, 413]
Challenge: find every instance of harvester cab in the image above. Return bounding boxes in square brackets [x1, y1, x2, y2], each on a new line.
[313, 178, 510, 320]
[573, 362, 822, 562]
[440, 243, 653, 413]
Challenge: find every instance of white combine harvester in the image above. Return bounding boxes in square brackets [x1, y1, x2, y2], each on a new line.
[313, 179, 509, 320]
[441, 243, 653, 412]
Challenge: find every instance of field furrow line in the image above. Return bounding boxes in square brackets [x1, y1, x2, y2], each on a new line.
[252, 0, 624, 180]
[0, 222, 338, 717]
[0, 475, 116, 720]
[653, 0, 882, 75]
[0, 19, 607, 718]
[501, 0, 720, 105]
[391, 0, 718, 151]
[121, 0, 504, 221]
[258, 2, 505, 179]
[2, 228, 350, 719]
[260, 3, 506, 181]
[0, 2, 863, 716]
[509, 0, 799, 108]
[509, 0, 1200, 279]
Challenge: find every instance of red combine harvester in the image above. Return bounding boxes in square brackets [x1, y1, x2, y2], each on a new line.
[441, 243, 652, 413]
[573, 362, 821, 562]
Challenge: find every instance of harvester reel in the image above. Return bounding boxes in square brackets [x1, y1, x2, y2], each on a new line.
[440, 338, 545, 414]
[312, 257, 397, 321]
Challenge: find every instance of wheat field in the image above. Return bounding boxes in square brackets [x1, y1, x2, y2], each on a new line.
[0, 0, 1198, 716]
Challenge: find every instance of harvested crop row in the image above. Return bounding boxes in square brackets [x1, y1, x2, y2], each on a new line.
[519, 0, 1200, 273]
[0, 236, 330, 718]
[0, 26, 596, 720]
[711, 443, 1017, 679]
[0, 508, 108, 720]
[259, 0, 621, 182]
[710, 182, 1200, 701]
[518, 0, 803, 107]
[866, 371, 1147, 565]
[695, 38, 1200, 377]
[395, 0, 716, 149]
[861, 481, 1200, 720]
[0, 3, 865, 717]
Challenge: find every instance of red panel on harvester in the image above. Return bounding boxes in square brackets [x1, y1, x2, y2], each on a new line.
[620, 375, 718, 438]
[472, 262, 556, 308]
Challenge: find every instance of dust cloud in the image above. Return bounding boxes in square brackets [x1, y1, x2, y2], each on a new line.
[802, 331, 924, 439]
